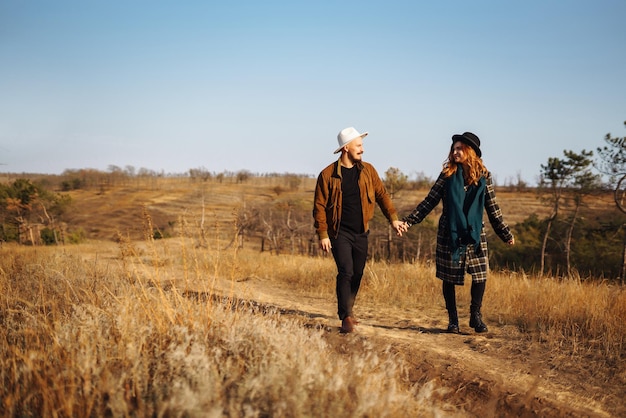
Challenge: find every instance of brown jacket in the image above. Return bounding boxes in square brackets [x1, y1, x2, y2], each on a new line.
[313, 159, 399, 240]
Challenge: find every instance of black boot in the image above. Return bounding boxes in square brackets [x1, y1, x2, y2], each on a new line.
[443, 282, 459, 334]
[447, 310, 460, 334]
[469, 309, 488, 333]
[470, 281, 488, 333]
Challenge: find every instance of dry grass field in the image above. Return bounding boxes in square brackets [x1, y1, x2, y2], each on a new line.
[57, 175, 616, 242]
[1, 175, 625, 417]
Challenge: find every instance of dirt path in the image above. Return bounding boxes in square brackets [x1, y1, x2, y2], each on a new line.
[199, 275, 621, 417]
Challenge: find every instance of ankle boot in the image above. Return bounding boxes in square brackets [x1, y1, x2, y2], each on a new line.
[447, 310, 460, 334]
[470, 282, 487, 333]
[469, 309, 488, 333]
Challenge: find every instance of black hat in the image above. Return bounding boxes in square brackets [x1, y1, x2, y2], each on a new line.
[452, 132, 482, 157]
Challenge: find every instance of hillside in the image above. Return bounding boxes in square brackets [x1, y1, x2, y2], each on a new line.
[59, 176, 616, 242]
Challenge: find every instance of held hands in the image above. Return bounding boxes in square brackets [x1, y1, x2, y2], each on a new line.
[320, 221, 410, 251]
[392, 220, 409, 237]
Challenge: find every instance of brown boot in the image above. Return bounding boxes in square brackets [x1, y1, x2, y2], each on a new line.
[341, 316, 356, 333]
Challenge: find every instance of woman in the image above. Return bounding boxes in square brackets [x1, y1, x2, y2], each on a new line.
[402, 132, 514, 333]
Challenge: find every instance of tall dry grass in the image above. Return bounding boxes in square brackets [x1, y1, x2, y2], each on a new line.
[245, 245, 626, 365]
[488, 270, 626, 362]
[1, 209, 625, 416]
[0, 227, 452, 417]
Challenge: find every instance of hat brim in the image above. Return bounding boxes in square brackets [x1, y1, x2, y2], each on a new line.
[334, 132, 368, 154]
[452, 134, 481, 157]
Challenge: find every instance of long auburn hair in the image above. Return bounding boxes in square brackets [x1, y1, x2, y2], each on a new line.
[442, 142, 487, 186]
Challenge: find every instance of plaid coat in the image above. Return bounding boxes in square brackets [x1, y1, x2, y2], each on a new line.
[403, 171, 513, 284]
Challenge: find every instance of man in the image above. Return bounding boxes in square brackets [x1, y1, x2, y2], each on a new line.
[313, 126, 406, 333]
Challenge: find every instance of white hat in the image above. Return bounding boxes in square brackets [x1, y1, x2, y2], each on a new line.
[334, 127, 368, 154]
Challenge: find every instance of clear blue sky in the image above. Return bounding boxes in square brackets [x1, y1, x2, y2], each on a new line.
[1, 0, 625, 185]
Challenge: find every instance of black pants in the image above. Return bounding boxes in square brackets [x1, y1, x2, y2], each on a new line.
[331, 229, 368, 320]
[442, 280, 486, 313]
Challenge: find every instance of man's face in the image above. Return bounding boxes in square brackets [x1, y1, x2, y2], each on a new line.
[345, 137, 364, 162]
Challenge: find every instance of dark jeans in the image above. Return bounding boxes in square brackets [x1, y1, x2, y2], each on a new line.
[330, 229, 369, 320]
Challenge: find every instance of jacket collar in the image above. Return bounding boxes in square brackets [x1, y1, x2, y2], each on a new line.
[333, 158, 363, 178]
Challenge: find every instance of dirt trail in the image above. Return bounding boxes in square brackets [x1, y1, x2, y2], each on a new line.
[199, 275, 621, 417]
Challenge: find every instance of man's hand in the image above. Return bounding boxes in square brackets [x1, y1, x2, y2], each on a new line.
[320, 238, 332, 253]
[392, 220, 408, 237]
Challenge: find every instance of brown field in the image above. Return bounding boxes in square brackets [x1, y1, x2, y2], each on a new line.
[58, 176, 616, 242]
[1, 176, 624, 417]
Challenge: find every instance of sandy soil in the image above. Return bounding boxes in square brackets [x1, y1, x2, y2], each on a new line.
[201, 274, 623, 417]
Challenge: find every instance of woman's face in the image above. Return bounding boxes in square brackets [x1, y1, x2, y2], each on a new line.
[451, 141, 467, 164]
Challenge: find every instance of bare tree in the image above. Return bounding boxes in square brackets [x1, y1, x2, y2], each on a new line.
[236, 170, 252, 184]
[189, 167, 212, 182]
[232, 200, 260, 249]
[383, 167, 408, 260]
[259, 201, 309, 255]
[261, 207, 285, 255]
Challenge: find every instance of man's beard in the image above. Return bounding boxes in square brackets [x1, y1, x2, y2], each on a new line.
[350, 153, 362, 162]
